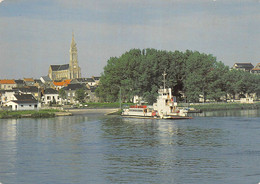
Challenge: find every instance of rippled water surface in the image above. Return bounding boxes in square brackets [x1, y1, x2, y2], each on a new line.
[0, 110, 260, 184]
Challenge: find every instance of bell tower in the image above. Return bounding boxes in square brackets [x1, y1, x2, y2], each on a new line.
[69, 33, 81, 79]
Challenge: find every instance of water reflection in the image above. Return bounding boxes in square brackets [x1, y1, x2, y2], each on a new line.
[0, 119, 18, 182]
[193, 109, 260, 117]
[0, 112, 259, 183]
[100, 117, 228, 183]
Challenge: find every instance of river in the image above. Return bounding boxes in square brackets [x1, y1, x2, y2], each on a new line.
[0, 109, 260, 184]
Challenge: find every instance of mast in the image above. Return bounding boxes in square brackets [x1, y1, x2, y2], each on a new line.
[162, 71, 166, 90]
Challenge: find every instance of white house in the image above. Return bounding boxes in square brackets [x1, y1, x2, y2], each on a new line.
[0, 90, 17, 105]
[42, 88, 61, 105]
[6, 94, 40, 111]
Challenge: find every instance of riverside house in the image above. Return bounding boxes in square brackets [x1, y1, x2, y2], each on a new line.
[6, 94, 40, 111]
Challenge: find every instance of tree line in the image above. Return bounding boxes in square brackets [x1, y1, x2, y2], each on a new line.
[95, 49, 260, 104]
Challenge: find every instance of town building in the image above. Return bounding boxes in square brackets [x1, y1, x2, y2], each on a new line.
[251, 63, 260, 74]
[23, 78, 35, 86]
[63, 83, 86, 104]
[232, 63, 254, 72]
[48, 33, 81, 80]
[0, 80, 17, 90]
[42, 88, 61, 105]
[70, 78, 97, 87]
[92, 76, 100, 85]
[52, 79, 71, 90]
[0, 89, 18, 105]
[86, 86, 99, 102]
[15, 80, 25, 88]
[6, 94, 39, 111]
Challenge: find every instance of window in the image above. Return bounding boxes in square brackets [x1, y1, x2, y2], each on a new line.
[29, 105, 32, 107]
[21, 105, 23, 107]
[47, 96, 51, 100]
[72, 93, 75, 97]
[68, 93, 70, 96]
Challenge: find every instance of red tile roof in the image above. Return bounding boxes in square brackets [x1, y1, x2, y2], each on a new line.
[24, 78, 34, 82]
[0, 79, 16, 84]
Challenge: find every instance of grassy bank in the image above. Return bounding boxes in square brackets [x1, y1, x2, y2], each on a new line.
[186, 102, 260, 112]
[0, 109, 60, 119]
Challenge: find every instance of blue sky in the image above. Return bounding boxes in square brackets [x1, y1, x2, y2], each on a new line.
[0, 0, 260, 79]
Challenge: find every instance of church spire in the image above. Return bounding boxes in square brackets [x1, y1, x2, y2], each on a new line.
[71, 32, 76, 48]
[69, 32, 81, 79]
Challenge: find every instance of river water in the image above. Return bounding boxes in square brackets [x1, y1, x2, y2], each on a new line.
[0, 110, 260, 184]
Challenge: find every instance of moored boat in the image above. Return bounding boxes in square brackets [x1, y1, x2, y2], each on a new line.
[122, 72, 192, 120]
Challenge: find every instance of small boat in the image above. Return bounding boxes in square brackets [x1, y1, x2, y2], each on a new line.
[122, 72, 192, 120]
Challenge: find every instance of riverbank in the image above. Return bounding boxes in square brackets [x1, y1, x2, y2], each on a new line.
[186, 102, 260, 112]
[67, 108, 119, 115]
[0, 109, 72, 119]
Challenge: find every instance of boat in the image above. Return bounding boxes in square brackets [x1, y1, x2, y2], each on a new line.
[122, 72, 192, 120]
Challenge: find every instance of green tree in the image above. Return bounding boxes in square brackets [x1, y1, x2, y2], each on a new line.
[75, 88, 86, 103]
[59, 88, 66, 100]
[183, 51, 216, 102]
[96, 48, 259, 103]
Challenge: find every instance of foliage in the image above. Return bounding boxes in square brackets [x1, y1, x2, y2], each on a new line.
[96, 48, 260, 103]
[75, 88, 87, 103]
[59, 88, 66, 100]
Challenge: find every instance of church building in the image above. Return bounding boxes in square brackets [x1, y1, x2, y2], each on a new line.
[48, 33, 81, 80]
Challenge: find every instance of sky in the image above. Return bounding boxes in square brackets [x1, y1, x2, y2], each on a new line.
[0, 0, 260, 79]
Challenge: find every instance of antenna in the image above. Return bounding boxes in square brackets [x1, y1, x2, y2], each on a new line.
[162, 71, 166, 90]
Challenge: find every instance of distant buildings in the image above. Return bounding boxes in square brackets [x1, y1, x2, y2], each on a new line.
[0, 80, 17, 90]
[6, 94, 39, 111]
[42, 88, 61, 105]
[0, 34, 102, 109]
[232, 63, 254, 72]
[251, 63, 260, 74]
[48, 33, 81, 80]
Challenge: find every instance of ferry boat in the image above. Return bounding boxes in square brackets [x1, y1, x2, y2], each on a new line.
[122, 72, 192, 120]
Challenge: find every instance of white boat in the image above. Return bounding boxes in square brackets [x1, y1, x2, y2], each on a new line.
[122, 72, 191, 120]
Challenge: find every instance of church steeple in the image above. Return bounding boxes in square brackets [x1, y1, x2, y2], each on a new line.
[71, 32, 76, 48]
[69, 33, 81, 79]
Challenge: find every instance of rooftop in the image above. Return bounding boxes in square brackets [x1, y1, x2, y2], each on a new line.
[50, 64, 69, 71]
[24, 78, 34, 82]
[0, 79, 16, 84]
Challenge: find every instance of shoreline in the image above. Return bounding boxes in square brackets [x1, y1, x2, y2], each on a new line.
[1, 103, 259, 119]
[67, 108, 119, 115]
[188, 102, 260, 112]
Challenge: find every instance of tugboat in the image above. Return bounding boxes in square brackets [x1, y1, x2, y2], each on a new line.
[122, 72, 192, 120]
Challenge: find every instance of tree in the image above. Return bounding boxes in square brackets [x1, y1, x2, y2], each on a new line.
[96, 48, 259, 103]
[59, 88, 66, 100]
[75, 88, 86, 103]
[59, 88, 67, 104]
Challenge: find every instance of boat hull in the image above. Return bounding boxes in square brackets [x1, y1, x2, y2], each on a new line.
[122, 115, 192, 120]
